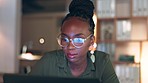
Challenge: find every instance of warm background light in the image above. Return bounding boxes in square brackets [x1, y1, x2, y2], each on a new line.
[39, 37, 45, 44]
[141, 42, 148, 83]
[115, 42, 140, 63]
[20, 53, 41, 60]
[0, 0, 5, 7]
[93, 13, 97, 43]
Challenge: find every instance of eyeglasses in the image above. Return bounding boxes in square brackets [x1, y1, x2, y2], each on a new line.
[57, 34, 93, 48]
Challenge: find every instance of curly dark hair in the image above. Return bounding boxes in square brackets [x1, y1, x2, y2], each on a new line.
[61, 0, 95, 35]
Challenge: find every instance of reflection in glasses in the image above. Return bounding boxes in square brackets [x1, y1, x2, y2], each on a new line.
[57, 34, 93, 48]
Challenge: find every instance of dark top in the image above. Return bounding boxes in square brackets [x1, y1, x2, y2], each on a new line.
[29, 50, 119, 83]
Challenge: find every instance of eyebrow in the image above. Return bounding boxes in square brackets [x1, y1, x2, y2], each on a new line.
[61, 33, 85, 37]
[60, 33, 67, 36]
[75, 33, 85, 37]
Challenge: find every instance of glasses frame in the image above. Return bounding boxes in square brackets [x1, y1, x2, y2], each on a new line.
[57, 34, 93, 48]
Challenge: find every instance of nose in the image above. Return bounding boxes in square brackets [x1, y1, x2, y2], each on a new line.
[67, 39, 75, 49]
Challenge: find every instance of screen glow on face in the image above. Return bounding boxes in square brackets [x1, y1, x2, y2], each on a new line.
[57, 34, 92, 48]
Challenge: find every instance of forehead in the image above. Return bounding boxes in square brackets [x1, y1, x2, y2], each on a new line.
[61, 17, 90, 37]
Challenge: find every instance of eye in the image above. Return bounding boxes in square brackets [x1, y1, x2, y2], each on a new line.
[61, 37, 69, 42]
[73, 38, 85, 43]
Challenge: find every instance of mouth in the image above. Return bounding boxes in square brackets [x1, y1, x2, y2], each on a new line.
[67, 53, 77, 59]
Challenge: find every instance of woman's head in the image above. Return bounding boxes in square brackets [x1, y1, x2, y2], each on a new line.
[61, 0, 95, 35]
[58, 0, 95, 63]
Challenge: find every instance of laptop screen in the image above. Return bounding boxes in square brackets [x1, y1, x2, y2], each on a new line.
[3, 73, 100, 83]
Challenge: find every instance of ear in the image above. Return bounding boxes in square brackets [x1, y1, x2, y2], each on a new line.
[89, 35, 95, 50]
[90, 35, 95, 45]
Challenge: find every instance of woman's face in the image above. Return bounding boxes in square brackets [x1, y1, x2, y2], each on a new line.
[61, 17, 94, 64]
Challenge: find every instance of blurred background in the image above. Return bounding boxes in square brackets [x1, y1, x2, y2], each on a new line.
[0, 0, 148, 83]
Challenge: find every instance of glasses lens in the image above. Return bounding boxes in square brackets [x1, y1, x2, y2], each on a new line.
[73, 38, 85, 47]
[57, 34, 92, 48]
[58, 36, 69, 47]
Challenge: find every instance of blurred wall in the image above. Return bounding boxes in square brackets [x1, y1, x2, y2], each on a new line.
[21, 13, 65, 53]
[0, 0, 21, 73]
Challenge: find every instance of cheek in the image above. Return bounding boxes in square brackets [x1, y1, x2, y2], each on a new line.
[84, 41, 92, 48]
[77, 46, 90, 59]
[79, 43, 91, 54]
[62, 42, 91, 54]
[62, 47, 67, 53]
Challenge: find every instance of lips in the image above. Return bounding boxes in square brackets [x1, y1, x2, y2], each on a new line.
[67, 53, 77, 59]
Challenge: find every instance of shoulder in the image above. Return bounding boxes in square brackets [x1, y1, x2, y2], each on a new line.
[94, 50, 111, 65]
[44, 49, 64, 56]
[95, 50, 109, 60]
[39, 49, 64, 62]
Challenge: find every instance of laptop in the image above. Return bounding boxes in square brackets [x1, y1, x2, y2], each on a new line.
[3, 73, 100, 83]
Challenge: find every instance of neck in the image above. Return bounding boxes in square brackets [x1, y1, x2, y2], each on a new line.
[69, 58, 87, 77]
